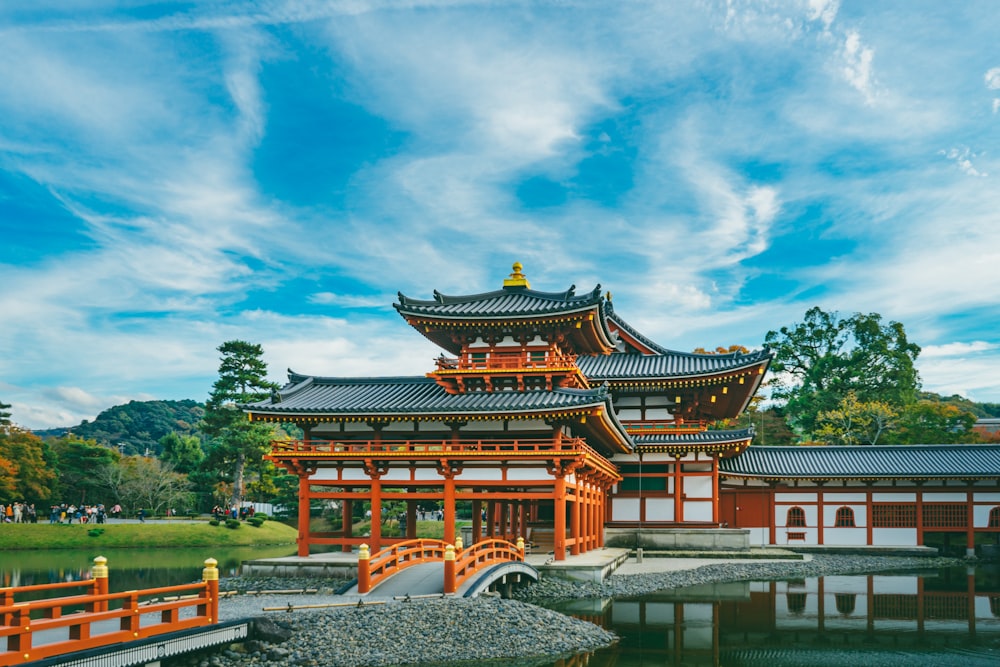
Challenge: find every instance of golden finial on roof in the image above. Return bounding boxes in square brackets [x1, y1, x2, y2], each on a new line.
[503, 262, 531, 288]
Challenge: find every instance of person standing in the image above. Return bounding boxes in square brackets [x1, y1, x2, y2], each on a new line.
[137, 508, 145, 523]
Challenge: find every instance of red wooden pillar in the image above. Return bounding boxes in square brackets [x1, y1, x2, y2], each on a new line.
[673, 456, 683, 523]
[711, 456, 720, 525]
[487, 501, 496, 537]
[554, 474, 567, 560]
[202, 558, 219, 623]
[866, 486, 873, 546]
[817, 485, 825, 546]
[570, 481, 581, 556]
[370, 477, 383, 552]
[342, 499, 354, 553]
[967, 489, 976, 557]
[297, 472, 311, 557]
[443, 472, 456, 546]
[916, 486, 925, 546]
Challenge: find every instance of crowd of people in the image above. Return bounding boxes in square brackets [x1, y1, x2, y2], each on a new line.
[211, 504, 256, 521]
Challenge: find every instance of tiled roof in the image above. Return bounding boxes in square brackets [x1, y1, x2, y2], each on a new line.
[720, 444, 1000, 479]
[243, 374, 615, 417]
[394, 284, 604, 320]
[633, 428, 755, 446]
[606, 309, 672, 354]
[578, 347, 772, 380]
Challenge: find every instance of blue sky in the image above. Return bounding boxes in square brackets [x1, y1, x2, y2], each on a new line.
[2, 1, 999, 430]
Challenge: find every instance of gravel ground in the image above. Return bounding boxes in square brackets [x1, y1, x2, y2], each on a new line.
[166, 553, 967, 667]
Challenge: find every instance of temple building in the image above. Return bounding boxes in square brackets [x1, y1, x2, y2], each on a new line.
[247, 264, 1000, 558]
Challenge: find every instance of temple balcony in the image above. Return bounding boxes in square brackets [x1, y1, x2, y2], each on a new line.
[434, 352, 579, 372]
[267, 436, 621, 481]
[620, 419, 707, 435]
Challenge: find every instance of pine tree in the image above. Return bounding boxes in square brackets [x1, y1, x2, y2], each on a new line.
[202, 341, 279, 507]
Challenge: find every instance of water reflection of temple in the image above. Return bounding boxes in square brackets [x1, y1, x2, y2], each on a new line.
[555, 569, 1000, 666]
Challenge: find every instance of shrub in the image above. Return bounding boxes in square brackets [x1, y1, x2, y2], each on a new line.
[247, 517, 265, 528]
[87, 528, 105, 537]
[225, 519, 241, 530]
[209, 519, 220, 526]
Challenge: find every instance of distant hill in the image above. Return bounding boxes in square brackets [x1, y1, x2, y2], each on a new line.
[34, 399, 206, 456]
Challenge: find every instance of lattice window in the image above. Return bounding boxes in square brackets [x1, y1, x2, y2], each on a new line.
[922, 504, 968, 528]
[872, 504, 916, 528]
[874, 594, 917, 620]
[786, 592, 806, 615]
[834, 506, 856, 528]
[786, 506, 806, 527]
[990, 507, 1000, 528]
[835, 593, 857, 615]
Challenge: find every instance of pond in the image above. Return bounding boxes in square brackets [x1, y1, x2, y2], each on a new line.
[0, 545, 297, 591]
[6, 552, 1000, 666]
[540, 564, 1000, 667]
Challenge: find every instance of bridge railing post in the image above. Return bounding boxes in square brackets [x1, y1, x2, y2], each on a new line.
[201, 558, 219, 624]
[90, 556, 109, 612]
[443, 544, 456, 595]
[9, 605, 32, 660]
[120, 591, 140, 639]
[516, 537, 525, 557]
[357, 544, 371, 594]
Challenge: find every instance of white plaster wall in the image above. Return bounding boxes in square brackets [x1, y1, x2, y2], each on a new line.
[332, 468, 368, 482]
[612, 498, 640, 522]
[777, 528, 817, 545]
[776, 492, 817, 502]
[684, 501, 713, 522]
[973, 505, 998, 527]
[975, 493, 1000, 502]
[685, 476, 713, 498]
[824, 493, 866, 503]
[618, 409, 642, 420]
[646, 499, 675, 521]
[824, 528, 867, 546]
[644, 603, 675, 625]
[611, 602, 641, 624]
[872, 493, 916, 502]
[342, 423, 373, 433]
[463, 468, 503, 481]
[824, 504, 867, 526]
[922, 492, 968, 502]
[504, 468, 551, 482]
[775, 504, 818, 526]
[872, 576, 918, 594]
[872, 528, 917, 546]
[311, 468, 342, 481]
[746, 527, 769, 545]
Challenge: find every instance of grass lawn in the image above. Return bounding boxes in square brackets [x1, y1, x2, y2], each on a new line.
[0, 520, 298, 550]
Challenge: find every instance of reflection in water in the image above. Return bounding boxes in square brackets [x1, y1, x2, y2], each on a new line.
[543, 566, 1000, 667]
[2, 546, 296, 593]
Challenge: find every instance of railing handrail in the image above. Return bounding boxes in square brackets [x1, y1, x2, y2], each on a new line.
[451, 539, 524, 591]
[358, 539, 450, 594]
[0, 557, 219, 667]
[435, 352, 579, 372]
[272, 436, 591, 455]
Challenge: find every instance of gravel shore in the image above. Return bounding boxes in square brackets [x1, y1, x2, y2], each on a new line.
[168, 553, 966, 667]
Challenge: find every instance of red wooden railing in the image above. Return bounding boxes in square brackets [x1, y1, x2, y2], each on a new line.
[356, 539, 450, 594]
[0, 556, 219, 666]
[446, 538, 526, 595]
[434, 353, 578, 372]
[621, 419, 707, 434]
[270, 437, 621, 480]
[357, 538, 525, 595]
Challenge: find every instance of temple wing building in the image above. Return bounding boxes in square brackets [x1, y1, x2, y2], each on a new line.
[247, 264, 1000, 558]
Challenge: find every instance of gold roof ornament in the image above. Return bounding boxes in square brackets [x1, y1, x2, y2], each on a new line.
[503, 261, 531, 288]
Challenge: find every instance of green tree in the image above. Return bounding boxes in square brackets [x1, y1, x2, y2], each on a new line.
[814, 390, 898, 445]
[764, 307, 920, 437]
[889, 400, 979, 445]
[202, 340, 279, 507]
[159, 432, 205, 474]
[97, 455, 192, 516]
[50, 437, 119, 505]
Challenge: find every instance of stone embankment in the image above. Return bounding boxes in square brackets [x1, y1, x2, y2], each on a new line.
[170, 554, 965, 667]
